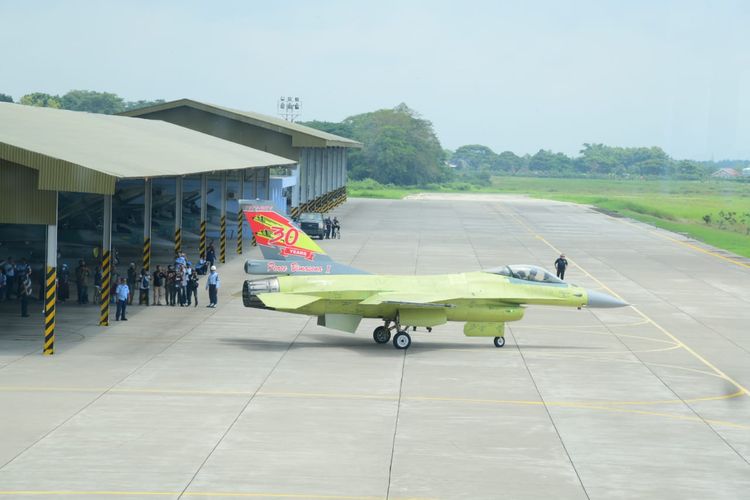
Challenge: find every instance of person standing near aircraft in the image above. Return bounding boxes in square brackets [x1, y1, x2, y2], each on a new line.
[152, 265, 165, 305]
[19, 267, 32, 317]
[166, 265, 177, 306]
[76, 260, 90, 304]
[554, 254, 569, 280]
[187, 268, 199, 307]
[126, 263, 137, 305]
[115, 277, 129, 321]
[206, 265, 220, 308]
[138, 268, 150, 305]
[206, 244, 216, 269]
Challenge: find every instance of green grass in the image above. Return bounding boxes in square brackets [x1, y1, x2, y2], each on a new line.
[349, 177, 750, 258]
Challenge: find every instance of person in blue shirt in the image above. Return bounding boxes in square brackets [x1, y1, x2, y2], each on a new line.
[205, 265, 220, 308]
[115, 277, 129, 321]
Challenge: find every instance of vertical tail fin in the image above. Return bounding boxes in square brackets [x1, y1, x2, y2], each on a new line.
[240, 200, 330, 262]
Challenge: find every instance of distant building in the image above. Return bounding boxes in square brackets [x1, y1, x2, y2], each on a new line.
[711, 168, 741, 178]
[742, 167, 750, 177]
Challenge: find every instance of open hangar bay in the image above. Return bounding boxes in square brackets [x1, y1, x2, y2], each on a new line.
[1, 195, 749, 499]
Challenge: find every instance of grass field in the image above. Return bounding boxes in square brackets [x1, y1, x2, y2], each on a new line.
[348, 178, 750, 258]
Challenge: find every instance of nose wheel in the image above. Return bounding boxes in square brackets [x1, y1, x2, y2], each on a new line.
[493, 336, 506, 348]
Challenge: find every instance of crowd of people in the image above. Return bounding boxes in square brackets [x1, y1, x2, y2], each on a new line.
[0, 257, 34, 317]
[1, 242, 222, 320]
[111, 243, 221, 321]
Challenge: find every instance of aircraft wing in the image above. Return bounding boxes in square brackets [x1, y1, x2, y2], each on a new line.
[257, 293, 320, 310]
[359, 292, 456, 308]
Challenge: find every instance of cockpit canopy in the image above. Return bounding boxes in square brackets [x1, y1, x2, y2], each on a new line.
[484, 265, 563, 284]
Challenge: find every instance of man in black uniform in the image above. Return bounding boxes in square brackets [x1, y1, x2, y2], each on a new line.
[554, 254, 568, 280]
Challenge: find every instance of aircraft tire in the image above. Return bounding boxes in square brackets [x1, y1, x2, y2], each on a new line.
[493, 336, 506, 348]
[393, 331, 411, 350]
[373, 326, 391, 344]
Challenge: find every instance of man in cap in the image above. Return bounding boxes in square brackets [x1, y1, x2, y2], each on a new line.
[205, 265, 220, 308]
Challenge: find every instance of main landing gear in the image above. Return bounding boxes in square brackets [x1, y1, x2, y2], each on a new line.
[373, 322, 506, 349]
[373, 320, 420, 349]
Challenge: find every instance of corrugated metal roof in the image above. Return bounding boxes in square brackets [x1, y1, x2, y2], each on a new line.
[0, 102, 296, 194]
[121, 99, 363, 149]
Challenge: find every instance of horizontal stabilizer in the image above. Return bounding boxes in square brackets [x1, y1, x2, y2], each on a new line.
[359, 292, 456, 308]
[257, 293, 320, 310]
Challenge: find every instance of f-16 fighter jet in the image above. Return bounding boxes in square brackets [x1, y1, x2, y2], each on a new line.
[240, 201, 628, 349]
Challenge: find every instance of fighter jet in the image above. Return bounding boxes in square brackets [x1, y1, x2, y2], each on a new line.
[240, 201, 628, 349]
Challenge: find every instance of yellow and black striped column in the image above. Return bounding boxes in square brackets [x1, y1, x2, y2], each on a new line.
[219, 215, 226, 263]
[174, 228, 182, 254]
[199, 220, 207, 259]
[142, 237, 151, 272]
[99, 250, 111, 326]
[290, 206, 301, 219]
[43, 266, 56, 355]
[237, 211, 243, 255]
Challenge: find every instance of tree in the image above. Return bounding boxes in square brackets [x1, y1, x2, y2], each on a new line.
[123, 99, 166, 111]
[306, 104, 448, 186]
[451, 145, 498, 171]
[60, 90, 125, 114]
[20, 92, 61, 108]
[529, 149, 573, 175]
[0, 93, 13, 103]
[495, 151, 526, 174]
[299, 120, 355, 139]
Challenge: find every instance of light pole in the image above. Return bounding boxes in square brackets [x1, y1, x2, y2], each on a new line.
[277, 96, 301, 122]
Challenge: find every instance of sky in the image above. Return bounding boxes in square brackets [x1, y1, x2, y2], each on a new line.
[2, 0, 749, 160]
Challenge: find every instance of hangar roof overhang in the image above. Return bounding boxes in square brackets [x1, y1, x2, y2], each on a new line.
[0, 102, 295, 195]
[120, 99, 363, 150]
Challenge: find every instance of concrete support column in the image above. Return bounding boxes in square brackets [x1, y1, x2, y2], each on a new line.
[219, 172, 227, 264]
[237, 169, 244, 255]
[199, 174, 207, 259]
[143, 179, 152, 272]
[174, 177, 183, 255]
[99, 194, 112, 327]
[265, 167, 270, 199]
[43, 193, 58, 355]
[291, 164, 300, 212]
[339, 148, 344, 188]
[300, 150, 309, 205]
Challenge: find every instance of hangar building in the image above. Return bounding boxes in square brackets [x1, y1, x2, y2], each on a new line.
[121, 99, 362, 218]
[0, 101, 359, 354]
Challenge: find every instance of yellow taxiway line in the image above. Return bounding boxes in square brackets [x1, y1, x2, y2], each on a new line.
[503, 206, 749, 398]
[0, 492, 432, 499]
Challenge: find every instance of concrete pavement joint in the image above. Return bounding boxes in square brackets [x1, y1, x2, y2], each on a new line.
[509, 326, 591, 499]
[176, 317, 311, 499]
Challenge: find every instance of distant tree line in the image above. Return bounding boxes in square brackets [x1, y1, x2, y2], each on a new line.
[0, 90, 164, 114]
[448, 143, 750, 181]
[4, 90, 748, 185]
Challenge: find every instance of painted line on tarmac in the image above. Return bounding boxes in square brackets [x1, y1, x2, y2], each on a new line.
[504, 207, 750, 398]
[614, 217, 750, 270]
[0, 492, 431, 499]
[0, 384, 745, 428]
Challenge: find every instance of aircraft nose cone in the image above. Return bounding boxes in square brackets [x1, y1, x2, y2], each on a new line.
[586, 289, 629, 308]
